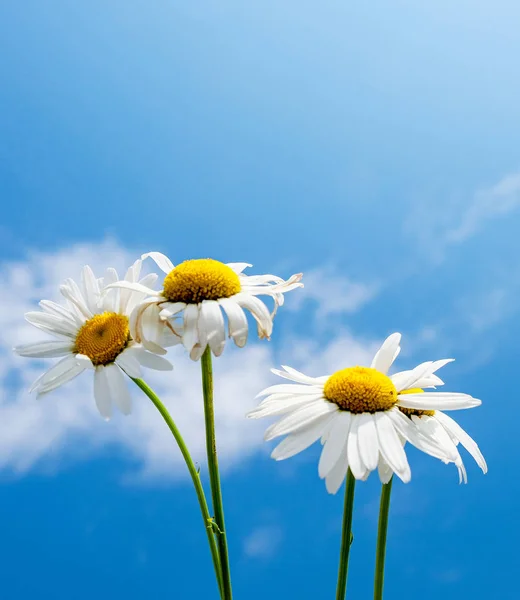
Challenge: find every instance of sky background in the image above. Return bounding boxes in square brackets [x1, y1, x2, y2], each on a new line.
[0, 1, 519, 598]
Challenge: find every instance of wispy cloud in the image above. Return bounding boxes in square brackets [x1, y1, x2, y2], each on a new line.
[444, 173, 520, 244]
[243, 525, 283, 559]
[287, 265, 378, 318]
[405, 171, 520, 264]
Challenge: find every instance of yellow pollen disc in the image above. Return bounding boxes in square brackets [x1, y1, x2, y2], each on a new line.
[74, 312, 130, 366]
[162, 259, 241, 304]
[323, 366, 398, 413]
[398, 388, 435, 418]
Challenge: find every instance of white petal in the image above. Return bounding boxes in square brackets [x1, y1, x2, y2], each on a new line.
[357, 413, 379, 471]
[392, 361, 434, 392]
[81, 265, 101, 313]
[94, 367, 113, 420]
[371, 333, 402, 374]
[75, 354, 95, 369]
[271, 366, 329, 386]
[434, 412, 487, 474]
[129, 347, 173, 371]
[106, 280, 159, 296]
[141, 251, 175, 274]
[271, 414, 335, 461]
[201, 300, 226, 356]
[218, 297, 249, 348]
[183, 304, 200, 352]
[14, 340, 73, 358]
[115, 349, 143, 378]
[264, 401, 338, 441]
[39, 300, 82, 326]
[105, 364, 132, 415]
[59, 279, 92, 320]
[325, 441, 350, 494]
[374, 412, 411, 483]
[388, 409, 456, 461]
[256, 383, 323, 398]
[30, 355, 79, 392]
[226, 262, 252, 274]
[377, 457, 394, 485]
[247, 394, 322, 419]
[235, 293, 273, 339]
[33, 356, 85, 395]
[347, 415, 367, 480]
[318, 412, 351, 478]
[397, 392, 481, 411]
[25, 312, 78, 339]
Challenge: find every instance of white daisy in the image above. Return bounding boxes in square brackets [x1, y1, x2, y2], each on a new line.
[14, 260, 174, 419]
[108, 252, 303, 360]
[247, 333, 484, 494]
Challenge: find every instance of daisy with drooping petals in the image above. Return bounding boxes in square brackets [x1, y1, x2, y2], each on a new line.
[109, 252, 303, 360]
[14, 260, 174, 419]
[248, 332, 484, 494]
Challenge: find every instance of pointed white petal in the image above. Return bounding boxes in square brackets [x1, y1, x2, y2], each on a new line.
[226, 262, 252, 274]
[318, 412, 351, 478]
[347, 415, 367, 479]
[397, 392, 481, 411]
[235, 293, 273, 339]
[94, 367, 113, 420]
[115, 349, 143, 378]
[201, 300, 226, 356]
[434, 411, 487, 474]
[371, 333, 402, 374]
[247, 395, 322, 419]
[264, 401, 338, 441]
[374, 412, 411, 483]
[141, 252, 175, 274]
[182, 304, 200, 352]
[25, 312, 78, 339]
[218, 297, 249, 348]
[357, 412, 379, 471]
[106, 364, 132, 415]
[14, 340, 73, 358]
[271, 414, 335, 460]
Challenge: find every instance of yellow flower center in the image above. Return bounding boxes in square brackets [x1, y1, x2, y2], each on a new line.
[74, 312, 130, 366]
[162, 259, 241, 304]
[398, 388, 435, 418]
[323, 366, 398, 413]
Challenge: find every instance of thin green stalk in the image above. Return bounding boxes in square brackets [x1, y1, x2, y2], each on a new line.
[132, 377, 224, 598]
[200, 348, 233, 600]
[336, 469, 357, 600]
[374, 477, 394, 600]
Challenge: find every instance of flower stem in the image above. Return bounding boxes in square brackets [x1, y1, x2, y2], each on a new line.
[374, 477, 394, 600]
[200, 348, 233, 600]
[132, 377, 224, 598]
[336, 468, 357, 600]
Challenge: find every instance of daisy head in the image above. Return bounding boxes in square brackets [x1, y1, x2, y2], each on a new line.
[14, 260, 174, 420]
[247, 333, 485, 494]
[109, 252, 303, 361]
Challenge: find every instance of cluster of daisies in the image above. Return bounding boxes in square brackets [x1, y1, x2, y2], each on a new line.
[15, 252, 486, 489]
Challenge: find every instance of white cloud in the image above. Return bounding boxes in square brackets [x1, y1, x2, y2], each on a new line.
[405, 171, 520, 263]
[243, 525, 283, 559]
[0, 240, 379, 481]
[287, 265, 378, 318]
[444, 173, 520, 244]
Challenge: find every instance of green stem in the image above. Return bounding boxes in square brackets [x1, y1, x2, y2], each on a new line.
[200, 348, 233, 600]
[132, 377, 224, 598]
[336, 469, 357, 600]
[374, 477, 394, 600]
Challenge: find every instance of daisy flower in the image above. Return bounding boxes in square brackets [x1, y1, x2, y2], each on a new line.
[14, 260, 174, 419]
[247, 333, 484, 494]
[108, 252, 303, 360]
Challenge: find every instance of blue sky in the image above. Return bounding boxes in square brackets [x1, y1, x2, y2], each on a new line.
[1, 1, 519, 598]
